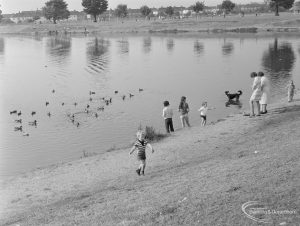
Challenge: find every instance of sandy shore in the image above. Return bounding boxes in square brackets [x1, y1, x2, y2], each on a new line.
[1, 13, 300, 35]
[1, 92, 300, 225]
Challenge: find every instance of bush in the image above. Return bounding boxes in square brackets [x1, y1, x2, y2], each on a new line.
[144, 126, 167, 142]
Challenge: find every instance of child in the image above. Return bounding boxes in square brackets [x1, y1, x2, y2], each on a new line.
[129, 131, 154, 176]
[162, 100, 174, 133]
[198, 102, 214, 126]
[287, 80, 295, 102]
[178, 96, 191, 128]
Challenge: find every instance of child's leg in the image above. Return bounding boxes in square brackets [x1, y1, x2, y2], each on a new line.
[203, 117, 206, 126]
[169, 118, 174, 132]
[141, 160, 146, 175]
[164, 119, 170, 133]
[185, 115, 191, 127]
[180, 115, 185, 128]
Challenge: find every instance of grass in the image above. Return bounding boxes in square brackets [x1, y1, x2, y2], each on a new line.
[138, 124, 167, 142]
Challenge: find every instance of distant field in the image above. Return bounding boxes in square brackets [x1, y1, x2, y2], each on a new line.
[1, 12, 300, 35]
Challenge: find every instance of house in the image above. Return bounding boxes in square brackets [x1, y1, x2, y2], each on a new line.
[292, 1, 300, 13]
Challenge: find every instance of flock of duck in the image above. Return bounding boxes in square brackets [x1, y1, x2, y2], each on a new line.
[10, 88, 144, 137]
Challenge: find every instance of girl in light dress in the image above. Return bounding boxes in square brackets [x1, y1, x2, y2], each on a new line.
[287, 80, 295, 102]
[249, 72, 262, 117]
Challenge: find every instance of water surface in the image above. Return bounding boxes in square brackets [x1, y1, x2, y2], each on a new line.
[0, 34, 299, 177]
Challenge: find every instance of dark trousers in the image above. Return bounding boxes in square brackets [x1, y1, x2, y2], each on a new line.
[165, 118, 174, 133]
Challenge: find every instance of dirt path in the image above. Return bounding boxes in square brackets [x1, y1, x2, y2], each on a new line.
[1, 95, 300, 225]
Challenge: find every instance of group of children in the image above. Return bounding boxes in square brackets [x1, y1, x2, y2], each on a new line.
[129, 96, 212, 176]
[162, 96, 212, 133]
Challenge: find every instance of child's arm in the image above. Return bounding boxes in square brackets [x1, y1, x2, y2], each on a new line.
[147, 143, 154, 153]
[129, 146, 136, 155]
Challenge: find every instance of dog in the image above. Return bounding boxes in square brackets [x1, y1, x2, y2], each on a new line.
[225, 90, 242, 101]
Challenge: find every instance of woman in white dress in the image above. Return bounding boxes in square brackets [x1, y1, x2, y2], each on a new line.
[249, 72, 262, 117]
[258, 71, 270, 114]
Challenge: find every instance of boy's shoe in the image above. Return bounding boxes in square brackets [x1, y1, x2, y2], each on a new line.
[136, 169, 141, 176]
[141, 171, 145, 176]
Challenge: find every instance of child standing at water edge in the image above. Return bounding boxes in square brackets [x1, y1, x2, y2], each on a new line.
[287, 80, 295, 102]
[129, 131, 154, 176]
[198, 102, 214, 126]
[162, 101, 174, 133]
[178, 96, 191, 128]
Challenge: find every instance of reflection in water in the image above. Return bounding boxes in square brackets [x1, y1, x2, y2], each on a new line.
[222, 42, 234, 56]
[194, 40, 204, 56]
[225, 99, 242, 109]
[118, 38, 129, 55]
[46, 36, 71, 62]
[143, 37, 152, 54]
[167, 39, 174, 51]
[262, 38, 295, 96]
[0, 38, 4, 55]
[86, 38, 110, 74]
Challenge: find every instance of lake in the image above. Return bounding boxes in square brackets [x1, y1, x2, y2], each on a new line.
[0, 33, 299, 178]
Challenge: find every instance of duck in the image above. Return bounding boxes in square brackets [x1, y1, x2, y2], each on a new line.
[86, 104, 90, 109]
[45, 101, 49, 106]
[105, 100, 109, 106]
[122, 95, 126, 100]
[85, 109, 89, 114]
[31, 111, 36, 116]
[109, 98, 112, 103]
[22, 132, 29, 136]
[129, 93, 134, 98]
[76, 122, 80, 127]
[74, 102, 78, 107]
[17, 111, 22, 116]
[15, 119, 22, 123]
[47, 112, 51, 117]
[89, 91, 96, 95]
[14, 126, 22, 131]
[139, 88, 144, 92]
[62, 102, 65, 106]
[29, 120, 37, 126]
[52, 89, 55, 93]
[71, 118, 75, 123]
[97, 106, 104, 111]
[89, 97, 93, 102]
[10, 110, 17, 115]
[114, 91, 118, 94]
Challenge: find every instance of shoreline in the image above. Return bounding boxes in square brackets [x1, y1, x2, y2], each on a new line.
[1, 13, 300, 36]
[1, 94, 300, 225]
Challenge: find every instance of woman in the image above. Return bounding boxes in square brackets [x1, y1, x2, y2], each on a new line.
[259, 71, 270, 114]
[249, 72, 262, 117]
[178, 96, 191, 128]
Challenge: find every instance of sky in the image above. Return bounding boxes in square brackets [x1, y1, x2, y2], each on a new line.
[0, 0, 264, 14]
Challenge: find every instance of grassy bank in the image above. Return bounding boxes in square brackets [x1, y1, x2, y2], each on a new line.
[1, 95, 300, 225]
[1, 13, 300, 35]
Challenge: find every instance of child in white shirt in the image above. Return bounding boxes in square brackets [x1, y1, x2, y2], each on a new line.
[198, 102, 214, 126]
[162, 100, 174, 133]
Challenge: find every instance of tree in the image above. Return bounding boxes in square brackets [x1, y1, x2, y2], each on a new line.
[165, 6, 174, 17]
[269, 0, 295, 16]
[43, 0, 70, 24]
[115, 4, 128, 18]
[294, 1, 300, 13]
[140, 5, 152, 18]
[82, 0, 108, 22]
[221, 0, 236, 13]
[191, 1, 205, 16]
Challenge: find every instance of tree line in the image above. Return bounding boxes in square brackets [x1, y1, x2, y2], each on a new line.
[35, 0, 298, 24]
